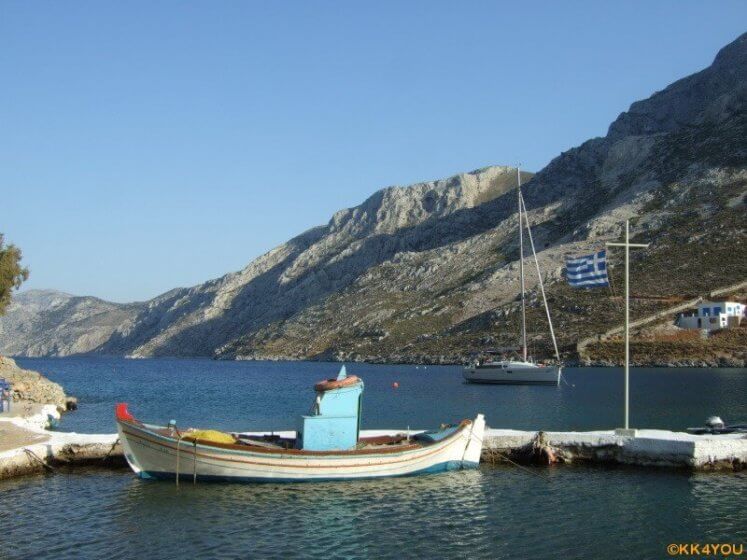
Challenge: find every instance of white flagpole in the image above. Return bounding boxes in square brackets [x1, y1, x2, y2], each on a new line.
[624, 221, 630, 429]
[607, 219, 649, 431]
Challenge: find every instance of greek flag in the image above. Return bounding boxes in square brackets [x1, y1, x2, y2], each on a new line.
[565, 250, 609, 287]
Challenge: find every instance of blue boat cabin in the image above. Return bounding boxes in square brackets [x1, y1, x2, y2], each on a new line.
[297, 366, 363, 451]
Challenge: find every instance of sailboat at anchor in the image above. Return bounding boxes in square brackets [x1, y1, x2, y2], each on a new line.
[463, 168, 562, 386]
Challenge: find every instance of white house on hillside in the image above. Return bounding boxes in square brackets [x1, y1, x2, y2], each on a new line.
[676, 300, 745, 332]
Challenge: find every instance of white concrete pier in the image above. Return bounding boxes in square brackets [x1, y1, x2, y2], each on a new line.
[0, 405, 123, 479]
[483, 428, 747, 470]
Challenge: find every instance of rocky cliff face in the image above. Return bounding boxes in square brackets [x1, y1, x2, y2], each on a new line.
[0, 290, 143, 357]
[1, 33, 745, 362]
[98, 165, 531, 358]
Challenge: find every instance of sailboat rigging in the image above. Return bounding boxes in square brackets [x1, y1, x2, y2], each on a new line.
[463, 168, 562, 386]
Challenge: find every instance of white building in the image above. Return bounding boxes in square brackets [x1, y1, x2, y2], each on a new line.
[676, 300, 745, 331]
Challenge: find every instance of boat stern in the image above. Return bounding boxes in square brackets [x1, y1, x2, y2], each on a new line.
[461, 413, 485, 467]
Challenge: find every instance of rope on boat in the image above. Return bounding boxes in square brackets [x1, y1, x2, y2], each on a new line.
[23, 448, 55, 472]
[175, 435, 184, 487]
[460, 421, 476, 465]
[193, 440, 198, 485]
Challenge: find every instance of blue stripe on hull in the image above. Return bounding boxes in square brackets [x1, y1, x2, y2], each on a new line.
[139, 460, 480, 484]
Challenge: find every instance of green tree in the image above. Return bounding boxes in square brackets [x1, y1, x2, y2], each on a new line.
[0, 234, 29, 316]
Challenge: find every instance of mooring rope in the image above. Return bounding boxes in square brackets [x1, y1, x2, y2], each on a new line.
[23, 448, 55, 472]
[489, 449, 551, 481]
[103, 437, 120, 461]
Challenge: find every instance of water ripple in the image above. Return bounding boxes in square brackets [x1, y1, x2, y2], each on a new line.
[2, 466, 746, 560]
[5, 358, 746, 558]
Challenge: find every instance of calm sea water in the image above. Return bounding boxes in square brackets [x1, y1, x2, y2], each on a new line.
[2, 358, 746, 559]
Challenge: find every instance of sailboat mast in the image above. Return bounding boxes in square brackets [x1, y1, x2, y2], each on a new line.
[517, 167, 527, 362]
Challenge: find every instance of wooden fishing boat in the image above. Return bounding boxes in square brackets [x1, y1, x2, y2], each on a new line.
[116, 367, 485, 483]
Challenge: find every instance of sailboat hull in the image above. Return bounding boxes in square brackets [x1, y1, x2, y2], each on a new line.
[463, 364, 561, 386]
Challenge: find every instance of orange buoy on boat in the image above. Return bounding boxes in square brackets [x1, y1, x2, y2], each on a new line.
[314, 375, 361, 392]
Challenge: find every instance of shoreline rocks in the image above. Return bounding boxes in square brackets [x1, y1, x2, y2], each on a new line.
[0, 355, 76, 413]
[235, 352, 746, 368]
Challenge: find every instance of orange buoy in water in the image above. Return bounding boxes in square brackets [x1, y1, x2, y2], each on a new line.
[392, 382, 399, 389]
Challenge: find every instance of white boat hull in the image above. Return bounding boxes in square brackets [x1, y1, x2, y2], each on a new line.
[117, 414, 485, 483]
[463, 364, 561, 386]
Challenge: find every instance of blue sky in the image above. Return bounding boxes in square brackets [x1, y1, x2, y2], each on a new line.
[2, 2, 745, 302]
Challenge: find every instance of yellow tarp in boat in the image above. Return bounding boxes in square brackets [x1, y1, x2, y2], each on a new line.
[182, 429, 236, 445]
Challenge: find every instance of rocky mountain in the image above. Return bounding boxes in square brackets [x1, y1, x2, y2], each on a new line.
[1, 33, 745, 362]
[97, 165, 533, 358]
[0, 290, 143, 357]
